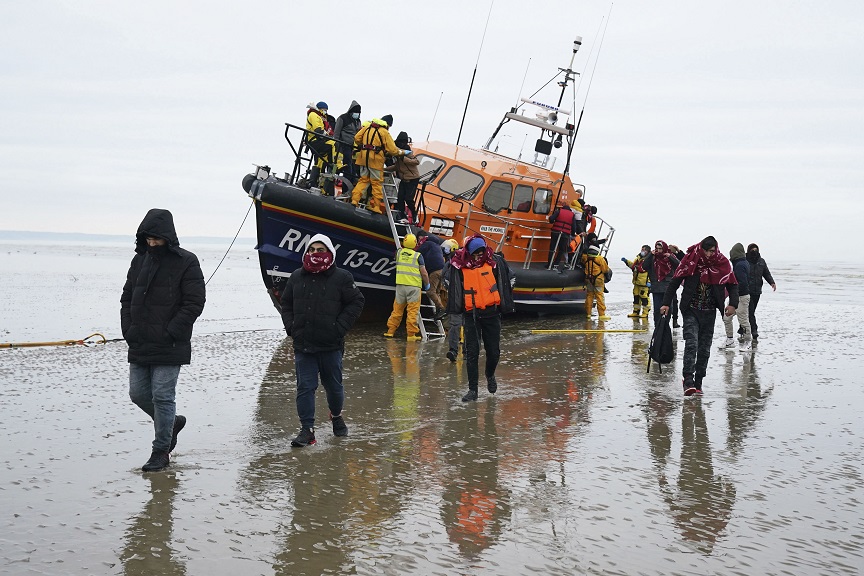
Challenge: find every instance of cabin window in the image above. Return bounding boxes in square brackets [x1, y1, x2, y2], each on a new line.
[512, 185, 533, 212]
[437, 166, 484, 200]
[415, 155, 445, 183]
[534, 188, 553, 214]
[482, 180, 513, 214]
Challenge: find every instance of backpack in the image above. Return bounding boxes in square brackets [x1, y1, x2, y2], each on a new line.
[647, 314, 674, 373]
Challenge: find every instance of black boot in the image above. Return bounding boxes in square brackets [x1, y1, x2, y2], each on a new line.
[310, 166, 321, 189]
[142, 450, 170, 472]
[169, 415, 186, 453]
[461, 388, 478, 402]
[486, 374, 498, 394]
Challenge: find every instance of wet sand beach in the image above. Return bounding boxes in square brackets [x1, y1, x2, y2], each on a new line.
[2, 243, 863, 575]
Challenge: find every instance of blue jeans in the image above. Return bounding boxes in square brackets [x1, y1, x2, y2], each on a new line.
[129, 364, 180, 453]
[681, 308, 716, 381]
[294, 350, 344, 430]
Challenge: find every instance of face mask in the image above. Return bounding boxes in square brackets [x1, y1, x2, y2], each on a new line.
[352, 112, 360, 120]
[640, 250, 649, 257]
[147, 243, 168, 257]
[302, 251, 333, 273]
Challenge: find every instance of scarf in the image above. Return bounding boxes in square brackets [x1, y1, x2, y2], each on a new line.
[450, 234, 495, 270]
[652, 240, 673, 280]
[673, 242, 736, 285]
[302, 251, 333, 273]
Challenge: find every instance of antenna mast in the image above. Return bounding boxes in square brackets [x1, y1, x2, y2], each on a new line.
[456, 2, 494, 146]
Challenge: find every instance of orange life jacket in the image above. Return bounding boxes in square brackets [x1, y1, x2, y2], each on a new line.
[462, 264, 501, 311]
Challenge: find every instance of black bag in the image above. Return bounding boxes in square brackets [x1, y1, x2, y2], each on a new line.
[647, 314, 674, 373]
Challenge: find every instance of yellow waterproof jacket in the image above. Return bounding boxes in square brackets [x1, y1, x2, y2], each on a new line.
[306, 109, 327, 141]
[625, 256, 649, 287]
[582, 253, 609, 285]
[354, 120, 403, 170]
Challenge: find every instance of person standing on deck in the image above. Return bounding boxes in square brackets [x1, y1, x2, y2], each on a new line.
[660, 236, 738, 396]
[745, 242, 776, 344]
[305, 102, 339, 190]
[333, 100, 362, 183]
[122, 209, 206, 472]
[388, 131, 421, 223]
[547, 199, 576, 268]
[384, 234, 430, 341]
[280, 234, 365, 447]
[352, 117, 409, 214]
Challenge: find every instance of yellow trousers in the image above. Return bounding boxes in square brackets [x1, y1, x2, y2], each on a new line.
[351, 167, 385, 214]
[585, 280, 606, 316]
[386, 286, 421, 337]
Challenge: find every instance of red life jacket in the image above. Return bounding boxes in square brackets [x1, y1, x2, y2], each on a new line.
[551, 208, 575, 234]
[462, 264, 501, 311]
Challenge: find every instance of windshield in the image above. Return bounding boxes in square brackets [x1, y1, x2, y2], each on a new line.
[437, 166, 484, 200]
[415, 155, 446, 182]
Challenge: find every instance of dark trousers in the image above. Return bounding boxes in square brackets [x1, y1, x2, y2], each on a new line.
[681, 308, 716, 381]
[652, 291, 678, 325]
[294, 349, 344, 430]
[339, 144, 358, 181]
[396, 178, 419, 220]
[463, 311, 501, 390]
[548, 232, 567, 267]
[748, 293, 761, 338]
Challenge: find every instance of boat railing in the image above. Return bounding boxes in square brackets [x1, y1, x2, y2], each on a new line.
[283, 123, 354, 186]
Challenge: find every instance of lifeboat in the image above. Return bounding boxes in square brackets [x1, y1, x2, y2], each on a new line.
[242, 38, 614, 319]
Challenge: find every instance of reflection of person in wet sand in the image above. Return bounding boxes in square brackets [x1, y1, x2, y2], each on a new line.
[664, 402, 736, 553]
[120, 472, 185, 576]
[440, 404, 511, 558]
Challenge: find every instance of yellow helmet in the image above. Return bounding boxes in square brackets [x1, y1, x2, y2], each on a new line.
[402, 234, 417, 249]
[442, 238, 459, 254]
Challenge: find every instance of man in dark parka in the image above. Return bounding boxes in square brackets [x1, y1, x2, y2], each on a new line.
[121, 209, 206, 472]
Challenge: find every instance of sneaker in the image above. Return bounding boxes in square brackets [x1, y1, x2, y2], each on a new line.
[461, 389, 478, 402]
[291, 427, 316, 447]
[142, 450, 170, 472]
[406, 335, 422, 342]
[598, 315, 611, 321]
[446, 350, 457, 362]
[382, 332, 395, 338]
[169, 415, 186, 453]
[486, 375, 498, 394]
[683, 374, 697, 396]
[330, 413, 348, 437]
[740, 340, 752, 351]
[433, 308, 448, 321]
[722, 337, 735, 348]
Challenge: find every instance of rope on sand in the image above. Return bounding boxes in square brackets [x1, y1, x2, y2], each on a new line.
[529, 329, 648, 334]
[1, 332, 108, 349]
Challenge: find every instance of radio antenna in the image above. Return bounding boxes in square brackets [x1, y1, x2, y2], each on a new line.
[456, 1, 494, 146]
[426, 91, 444, 142]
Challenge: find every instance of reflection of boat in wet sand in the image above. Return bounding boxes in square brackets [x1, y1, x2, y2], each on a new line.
[243, 38, 614, 320]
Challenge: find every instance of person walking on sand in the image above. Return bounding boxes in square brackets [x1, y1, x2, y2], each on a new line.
[280, 234, 365, 447]
[745, 242, 776, 344]
[441, 238, 464, 362]
[721, 242, 752, 351]
[446, 235, 515, 402]
[660, 236, 738, 396]
[642, 240, 680, 326]
[384, 234, 430, 341]
[122, 209, 206, 472]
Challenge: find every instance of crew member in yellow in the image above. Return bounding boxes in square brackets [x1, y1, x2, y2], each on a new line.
[305, 101, 340, 190]
[352, 117, 409, 214]
[582, 245, 611, 320]
[623, 245, 651, 318]
[384, 234, 430, 341]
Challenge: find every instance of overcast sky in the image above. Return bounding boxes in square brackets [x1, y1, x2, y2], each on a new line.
[2, 0, 861, 261]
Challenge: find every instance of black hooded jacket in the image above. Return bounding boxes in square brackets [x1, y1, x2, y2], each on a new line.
[334, 100, 362, 148]
[120, 209, 206, 365]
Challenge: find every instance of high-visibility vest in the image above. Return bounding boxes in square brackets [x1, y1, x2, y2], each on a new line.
[395, 249, 422, 287]
[462, 264, 501, 311]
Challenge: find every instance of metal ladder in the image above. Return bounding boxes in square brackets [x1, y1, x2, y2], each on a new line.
[383, 174, 445, 341]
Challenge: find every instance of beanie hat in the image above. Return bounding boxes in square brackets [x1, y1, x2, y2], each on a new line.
[381, 114, 393, 127]
[316, 101, 328, 110]
[395, 131, 409, 145]
[308, 233, 336, 256]
[466, 237, 487, 254]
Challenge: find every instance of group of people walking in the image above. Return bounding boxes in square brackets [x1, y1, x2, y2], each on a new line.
[623, 238, 776, 396]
